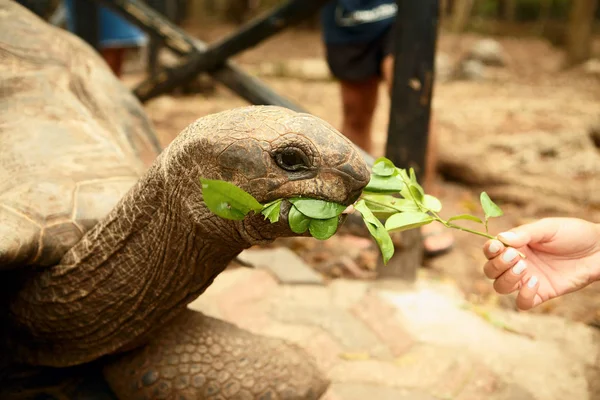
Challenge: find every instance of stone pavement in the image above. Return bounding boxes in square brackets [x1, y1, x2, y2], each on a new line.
[189, 248, 600, 400]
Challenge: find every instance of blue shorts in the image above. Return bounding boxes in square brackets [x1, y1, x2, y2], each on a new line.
[64, 0, 147, 49]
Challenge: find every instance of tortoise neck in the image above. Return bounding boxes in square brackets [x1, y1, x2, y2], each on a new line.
[8, 163, 244, 367]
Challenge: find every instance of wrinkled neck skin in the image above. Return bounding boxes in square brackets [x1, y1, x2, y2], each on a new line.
[8, 146, 288, 368]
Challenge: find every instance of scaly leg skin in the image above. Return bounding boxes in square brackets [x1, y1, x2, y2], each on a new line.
[103, 310, 330, 400]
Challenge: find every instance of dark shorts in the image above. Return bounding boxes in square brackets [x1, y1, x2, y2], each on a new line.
[324, 24, 395, 82]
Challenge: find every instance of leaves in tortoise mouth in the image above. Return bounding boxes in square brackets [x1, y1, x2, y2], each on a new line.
[261, 199, 282, 223]
[288, 205, 311, 234]
[200, 178, 263, 221]
[309, 217, 339, 240]
[288, 198, 347, 219]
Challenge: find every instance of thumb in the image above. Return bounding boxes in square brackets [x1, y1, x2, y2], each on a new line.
[496, 229, 531, 248]
[497, 218, 560, 248]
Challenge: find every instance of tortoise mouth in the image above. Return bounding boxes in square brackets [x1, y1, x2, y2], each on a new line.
[275, 199, 351, 238]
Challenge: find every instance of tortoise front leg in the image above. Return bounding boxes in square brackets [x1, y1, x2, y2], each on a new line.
[102, 310, 329, 400]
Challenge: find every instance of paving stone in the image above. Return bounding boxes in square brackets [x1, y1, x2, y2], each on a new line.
[329, 279, 369, 309]
[326, 383, 441, 400]
[237, 247, 325, 284]
[457, 380, 533, 400]
[269, 303, 391, 358]
[301, 329, 345, 372]
[269, 285, 332, 308]
[258, 321, 318, 345]
[377, 282, 594, 400]
[214, 269, 278, 332]
[187, 268, 259, 319]
[350, 293, 414, 357]
[328, 345, 462, 389]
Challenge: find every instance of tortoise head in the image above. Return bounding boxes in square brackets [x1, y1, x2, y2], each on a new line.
[160, 106, 370, 245]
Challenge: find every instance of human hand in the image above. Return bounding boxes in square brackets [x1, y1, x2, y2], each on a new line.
[482, 217, 600, 310]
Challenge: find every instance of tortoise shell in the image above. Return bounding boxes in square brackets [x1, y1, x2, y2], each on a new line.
[0, 1, 161, 270]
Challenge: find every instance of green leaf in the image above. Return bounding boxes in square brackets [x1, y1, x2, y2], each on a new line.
[362, 194, 420, 218]
[409, 185, 424, 204]
[422, 195, 442, 212]
[288, 205, 312, 233]
[397, 168, 410, 181]
[364, 174, 404, 194]
[288, 198, 346, 219]
[201, 178, 263, 221]
[309, 217, 339, 240]
[409, 167, 418, 183]
[372, 157, 397, 177]
[480, 192, 504, 218]
[447, 214, 484, 224]
[360, 203, 397, 220]
[261, 200, 282, 223]
[354, 200, 394, 265]
[385, 212, 434, 233]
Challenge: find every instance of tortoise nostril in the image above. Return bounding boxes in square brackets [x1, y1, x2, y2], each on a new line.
[339, 162, 370, 184]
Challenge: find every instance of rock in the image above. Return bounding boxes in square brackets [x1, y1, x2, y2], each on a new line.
[583, 59, 600, 77]
[237, 246, 325, 284]
[468, 38, 506, 67]
[438, 130, 600, 214]
[590, 119, 600, 148]
[458, 59, 486, 81]
[257, 58, 332, 81]
[291, 58, 333, 81]
[435, 52, 455, 82]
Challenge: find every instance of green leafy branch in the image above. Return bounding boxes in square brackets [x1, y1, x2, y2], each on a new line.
[200, 157, 516, 266]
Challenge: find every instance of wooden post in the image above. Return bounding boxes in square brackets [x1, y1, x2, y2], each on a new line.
[378, 0, 440, 281]
[450, 0, 474, 32]
[504, 0, 517, 22]
[72, 0, 99, 50]
[565, 0, 598, 66]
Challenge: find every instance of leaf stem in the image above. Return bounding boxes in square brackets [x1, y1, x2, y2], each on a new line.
[361, 198, 410, 214]
[362, 194, 525, 257]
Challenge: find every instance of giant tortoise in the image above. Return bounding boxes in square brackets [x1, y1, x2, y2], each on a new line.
[0, 2, 370, 399]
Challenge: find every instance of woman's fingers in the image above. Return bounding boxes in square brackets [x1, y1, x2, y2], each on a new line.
[483, 239, 504, 260]
[492, 259, 528, 294]
[483, 246, 522, 279]
[516, 276, 541, 310]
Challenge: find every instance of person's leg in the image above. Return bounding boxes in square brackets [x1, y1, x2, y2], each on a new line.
[324, 33, 387, 154]
[97, 5, 147, 78]
[381, 53, 454, 256]
[339, 77, 380, 154]
[100, 48, 126, 77]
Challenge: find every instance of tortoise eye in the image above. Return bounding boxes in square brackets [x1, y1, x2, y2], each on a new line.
[274, 148, 310, 172]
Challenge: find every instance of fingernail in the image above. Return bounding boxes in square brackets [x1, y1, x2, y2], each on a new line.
[502, 247, 518, 263]
[512, 260, 526, 275]
[488, 240, 502, 254]
[527, 276, 538, 288]
[498, 231, 519, 242]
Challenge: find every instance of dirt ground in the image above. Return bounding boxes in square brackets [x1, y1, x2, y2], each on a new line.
[123, 24, 600, 327]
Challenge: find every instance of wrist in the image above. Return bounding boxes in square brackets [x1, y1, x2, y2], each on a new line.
[590, 223, 600, 283]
